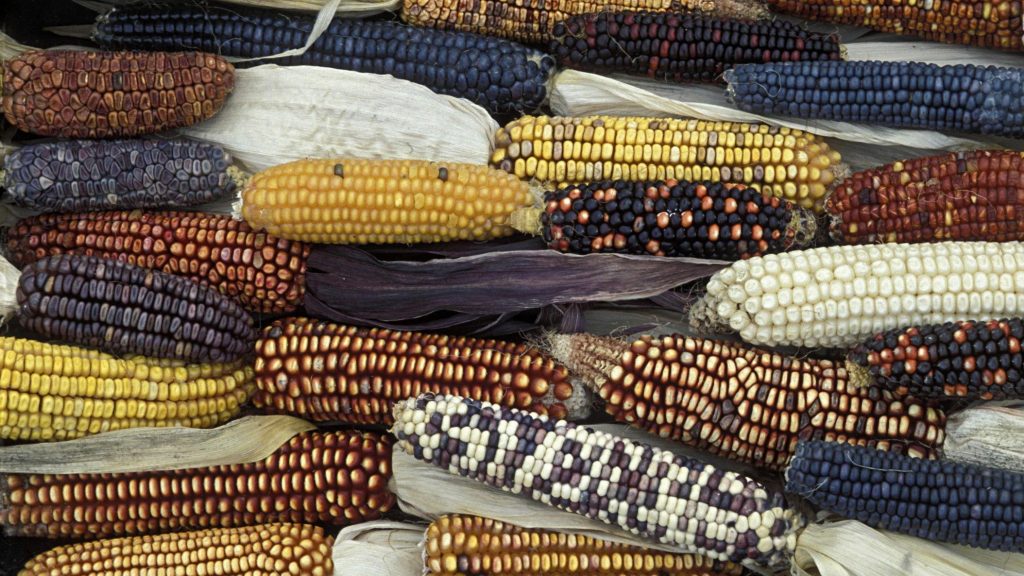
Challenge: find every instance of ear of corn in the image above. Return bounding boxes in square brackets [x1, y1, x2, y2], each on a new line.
[491, 115, 844, 212]
[2, 50, 235, 138]
[725, 61, 1024, 139]
[18, 522, 334, 576]
[424, 513, 743, 575]
[692, 242, 1024, 349]
[550, 12, 842, 83]
[16, 254, 256, 363]
[786, 440, 1024, 552]
[826, 150, 1024, 244]
[6, 211, 310, 314]
[392, 393, 805, 569]
[548, 333, 945, 471]
[0, 430, 395, 537]
[93, 4, 555, 115]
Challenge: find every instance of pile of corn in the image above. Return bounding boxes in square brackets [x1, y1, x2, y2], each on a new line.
[2, 0, 1024, 574]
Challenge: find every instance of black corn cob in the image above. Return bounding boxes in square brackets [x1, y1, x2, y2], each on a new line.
[551, 11, 842, 83]
[93, 4, 555, 115]
[786, 440, 1024, 552]
[726, 61, 1024, 138]
[16, 254, 256, 363]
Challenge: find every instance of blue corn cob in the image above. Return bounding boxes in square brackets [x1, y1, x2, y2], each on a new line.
[786, 440, 1024, 552]
[725, 61, 1024, 138]
[93, 4, 555, 115]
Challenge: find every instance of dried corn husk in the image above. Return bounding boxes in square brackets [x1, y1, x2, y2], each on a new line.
[943, 401, 1024, 474]
[91, 0, 397, 16]
[332, 521, 423, 576]
[0, 30, 34, 60]
[844, 40, 1024, 68]
[182, 65, 498, 172]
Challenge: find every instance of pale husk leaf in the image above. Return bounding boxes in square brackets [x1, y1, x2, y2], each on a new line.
[332, 520, 423, 576]
[91, 0, 397, 15]
[0, 30, 34, 60]
[0, 415, 315, 474]
[943, 401, 1024, 474]
[844, 40, 1024, 68]
[0, 252, 20, 321]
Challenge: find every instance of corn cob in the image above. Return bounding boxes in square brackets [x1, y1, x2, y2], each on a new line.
[0, 430, 394, 537]
[550, 12, 842, 83]
[392, 393, 805, 568]
[725, 61, 1024, 139]
[6, 211, 310, 314]
[254, 317, 584, 424]
[1, 139, 242, 213]
[18, 523, 334, 576]
[0, 336, 252, 443]
[826, 150, 1024, 244]
[424, 514, 743, 575]
[400, 0, 770, 44]
[93, 4, 555, 115]
[766, 0, 1023, 51]
[16, 254, 256, 363]
[547, 333, 945, 471]
[239, 158, 533, 244]
[691, 242, 1024, 349]
[787, 440, 1024, 552]
[491, 116, 844, 211]
[2, 50, 235, 138]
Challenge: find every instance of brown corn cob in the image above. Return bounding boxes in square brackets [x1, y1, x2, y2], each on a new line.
[424, 514, 743, 575]
[253, 317, 583, 424]
[826, 150, 1024, 244]
[0, 430, 394, 538]
[18, 523, 334, 576]
[2, 50, 235, 138]
[547, 333, 946, 471]
[6, 211, 310, 314]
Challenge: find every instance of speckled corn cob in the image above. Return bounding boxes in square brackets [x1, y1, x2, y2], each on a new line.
[2, 50, 235, 138]
[7, 211, 310, 314]
[16, 254, 256, 363]
[826, 150, 1024, 244]
[787, 440, 1024, 552]
[18, 523, 334, 576]
[254, 317, 583, 424]
[392, 393, 805, 568]
[424, 514, 743, 575]
[0, 430, 394, 538]
[491, 116, 844, 211]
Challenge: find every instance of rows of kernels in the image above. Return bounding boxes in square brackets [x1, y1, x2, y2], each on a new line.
[491, 116, 841, 211]
[697, 242, 1024, 348]
[0, 431, 394, 538]
[19, 523, 334, 576]
[392, 393, 805, 568]
[240, 158, 533, 244]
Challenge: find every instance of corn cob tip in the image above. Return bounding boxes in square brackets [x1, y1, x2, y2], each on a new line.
[788, 207, 818, 250]
[225, 164, 249, 191]
[687, 296, 729, 336]
[510, 205, 544, 236]
[544, 332, 628, 390]
[843, 359, 876, 389]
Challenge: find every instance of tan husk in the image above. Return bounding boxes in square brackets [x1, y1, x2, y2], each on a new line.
[942, 401, 1024, 474]
[332, 520, 423, 576]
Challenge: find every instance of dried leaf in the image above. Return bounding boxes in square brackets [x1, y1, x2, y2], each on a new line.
[332, 520, 423, 576]
[943, 401, 1024, 474]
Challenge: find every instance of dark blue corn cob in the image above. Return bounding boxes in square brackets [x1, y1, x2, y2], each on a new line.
[93, 4, 555, 115]
[1, 140, 240, 213]
[786, 440, 1024, 552]
[725, 61, 1024, 138]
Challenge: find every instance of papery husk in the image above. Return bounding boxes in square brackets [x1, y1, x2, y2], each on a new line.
[844, 40, 1024, 68]
[88, 0, 397, 16]
[332, 520, 423, 576]
[181, 65, 498, 172]
[943, 401, 1024, 474]
[0, 30, 35, 60]
[0, 415, 315, 474]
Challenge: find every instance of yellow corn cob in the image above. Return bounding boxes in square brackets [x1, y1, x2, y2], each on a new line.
[239, 158, 533, 244]
[492, 115, 844, 211]
[0, 336, 253, 442]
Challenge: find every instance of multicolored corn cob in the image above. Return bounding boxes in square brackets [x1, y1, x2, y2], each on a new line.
[725, 61, 1024, 138]
[254, 317, 583, 424]
[392, 393, 805, 568]
[787, 440, 1024, 552]
[16, 254, 256, 363]
[424, 514, 743, 575]
[0, 140, 241, 213]
[766, 0, 1023, 51]
[6, 211, 310, 314]
[0, 430, 394, 538]
[93, 4, 555, 115]
[826, 150, 1024, 244]
[491, 116, 844, 211]
[548, 333, 945, 471]
[691, 242, 1024, 349]
[2, 50, 235, 138]
[18, 523, 335, 576]
[550, 12, 842, 83]
[239, 158, 533, 244]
